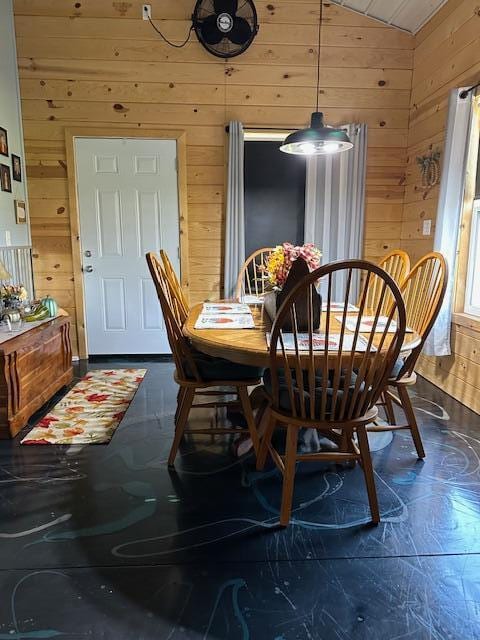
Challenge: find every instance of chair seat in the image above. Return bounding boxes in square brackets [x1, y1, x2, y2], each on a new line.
[262, 368, 363, 420]
[184, 350, 263, 382]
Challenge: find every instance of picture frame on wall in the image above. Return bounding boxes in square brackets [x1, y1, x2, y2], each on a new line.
[12, 154, 22, 182]
[14, 200, 27, 224]
[0, 128, 8, 157]
[0, 164, 12, 192]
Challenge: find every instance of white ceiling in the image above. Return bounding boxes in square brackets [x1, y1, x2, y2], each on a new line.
[330, 0, 449, 34]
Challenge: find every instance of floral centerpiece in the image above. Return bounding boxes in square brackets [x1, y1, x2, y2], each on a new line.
[263, 243, 322, 327]
[266, 242, 322, 289]
[1, 284, 28, 309]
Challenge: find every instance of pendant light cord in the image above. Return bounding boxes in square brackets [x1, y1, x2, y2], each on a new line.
[315, 0, 323, 112]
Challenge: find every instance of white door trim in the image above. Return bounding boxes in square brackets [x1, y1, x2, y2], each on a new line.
[65, 127, 190, 358]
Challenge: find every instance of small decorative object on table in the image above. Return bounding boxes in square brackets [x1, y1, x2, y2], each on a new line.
[1, 284, 28, 310]
[264, 242, 322, 330]
[1, 284, 29, 331]
[24, 302, 50, 322]
[41, 295, 58, 318]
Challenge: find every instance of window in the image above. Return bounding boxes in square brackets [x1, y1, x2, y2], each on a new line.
[464, 138, 480, 317]
[244, 139, 306, 258]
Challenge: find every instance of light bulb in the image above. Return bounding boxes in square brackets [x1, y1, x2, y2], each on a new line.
[299, 142, 316, 155]
[323, 142, 340, 153]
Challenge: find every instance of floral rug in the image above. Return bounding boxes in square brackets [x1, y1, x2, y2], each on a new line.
[21, 369, 147, 445]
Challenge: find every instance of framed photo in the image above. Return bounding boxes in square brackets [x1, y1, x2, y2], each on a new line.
[0, 164, 12, 193]
[12, 154, 22, 182]
[0, 128, 8, 157]
[14, 200, 27, 224]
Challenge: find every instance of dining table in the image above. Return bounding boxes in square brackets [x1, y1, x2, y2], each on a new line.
[184, 302, 422, 368]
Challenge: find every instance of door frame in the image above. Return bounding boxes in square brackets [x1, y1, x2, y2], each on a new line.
[65, 127, 190, 358]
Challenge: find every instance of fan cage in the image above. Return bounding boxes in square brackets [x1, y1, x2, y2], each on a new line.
[192, 0, 259, 59]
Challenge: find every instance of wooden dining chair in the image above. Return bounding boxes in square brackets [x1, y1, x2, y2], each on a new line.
[146, 252, 263, 466]
[370, 252, 447, 458]
[256, 260, 407, 526]
[235, 247, 274, 300]
[364, 250, 411, 314]
[160, 249, 189, 323]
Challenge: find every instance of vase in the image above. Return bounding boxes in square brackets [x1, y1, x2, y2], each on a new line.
[263, 290, 278, 323]
[264, 258, 322, 331]
[263, 289, 321, 331]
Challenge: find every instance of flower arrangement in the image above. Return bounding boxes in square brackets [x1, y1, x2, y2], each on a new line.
[1, 284, 28, 308]
[266, 243, 322, 288]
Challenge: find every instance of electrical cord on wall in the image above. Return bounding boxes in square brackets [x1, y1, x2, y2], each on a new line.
[147, 15, 193, 48]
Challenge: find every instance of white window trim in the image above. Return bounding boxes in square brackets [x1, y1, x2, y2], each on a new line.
[464, 198, 480, 317]
[244, 131, 289, 142]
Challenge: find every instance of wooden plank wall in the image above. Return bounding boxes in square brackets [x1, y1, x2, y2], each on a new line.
[401, 0, 480, 413]
[13, 0, 414, 356]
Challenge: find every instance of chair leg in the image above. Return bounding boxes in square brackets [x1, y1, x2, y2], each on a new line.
[175, 387, 187, 424]
[357, 425, 380, 525]
[255, 399, 271, 440]
[168, 387, 195, 467]
[397, 384, 425, 459]
[383, 391, 396, 425]
[280, 425, 299, 527]
[256, 411, 276, 471]
[237, 385, 260, 455]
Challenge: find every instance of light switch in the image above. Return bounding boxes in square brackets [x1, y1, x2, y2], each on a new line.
[422, 219, 432, 236]
[5, 230, 11, 246]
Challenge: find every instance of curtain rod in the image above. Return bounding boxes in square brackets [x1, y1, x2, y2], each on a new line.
[225, 125, 299, 133]
[460, 82, 480, 99]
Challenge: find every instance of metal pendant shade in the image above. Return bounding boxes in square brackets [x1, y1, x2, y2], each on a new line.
[280, 1, 354, 156]
[280, 112, 353, 155]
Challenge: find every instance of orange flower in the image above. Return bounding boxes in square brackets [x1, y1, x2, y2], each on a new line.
[64, 427, 85, 436]
[86, 393, 110, 403]
[37, 416, 58, 428]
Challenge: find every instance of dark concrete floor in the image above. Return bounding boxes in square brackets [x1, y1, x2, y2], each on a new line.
[0, 360, 479, 639]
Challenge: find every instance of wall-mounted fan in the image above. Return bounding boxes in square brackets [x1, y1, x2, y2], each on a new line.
[192, 0, 259, 59]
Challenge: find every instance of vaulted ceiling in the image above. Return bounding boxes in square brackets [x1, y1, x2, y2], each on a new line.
[330, 0, 449, 34]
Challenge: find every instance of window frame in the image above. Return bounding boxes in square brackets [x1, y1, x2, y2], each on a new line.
[464, 198, 480, 316]
[453, 95, 480, 329]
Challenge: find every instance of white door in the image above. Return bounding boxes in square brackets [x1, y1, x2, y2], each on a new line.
[75, 138, 180, 355]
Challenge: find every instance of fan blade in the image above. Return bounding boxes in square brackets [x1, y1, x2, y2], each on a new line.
[228, 16, 252, 45]
[200, 15, 224, 45]
[214, 0, 238, 15]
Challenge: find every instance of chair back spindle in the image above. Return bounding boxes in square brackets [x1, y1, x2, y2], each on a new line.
[160, 249, 189, 323]
[235, 247, 275, 300]
[365, 250, 410, 314]
[396, 251, 447, 378]
[146, 252, 200, 382]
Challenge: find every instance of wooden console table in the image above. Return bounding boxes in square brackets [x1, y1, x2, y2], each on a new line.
[0, 315, 73, 438]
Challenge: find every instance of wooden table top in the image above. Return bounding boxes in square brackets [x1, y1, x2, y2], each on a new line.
[184, 303, 421, 368]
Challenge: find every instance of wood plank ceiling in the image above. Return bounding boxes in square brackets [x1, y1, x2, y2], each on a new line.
[330, 0, 449, 34]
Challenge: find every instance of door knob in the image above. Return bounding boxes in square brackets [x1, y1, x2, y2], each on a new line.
[83, 265, 93, 273]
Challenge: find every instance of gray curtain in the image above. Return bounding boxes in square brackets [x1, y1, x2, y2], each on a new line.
[304, 123, 367, 300]
[224, 121, 245, 298]
[424, 89, 472, 356]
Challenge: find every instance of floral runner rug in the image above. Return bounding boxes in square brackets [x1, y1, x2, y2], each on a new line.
[21, 369, 147, 445]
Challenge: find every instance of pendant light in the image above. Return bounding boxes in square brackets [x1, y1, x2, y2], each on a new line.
[280, 0, 353, 156]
